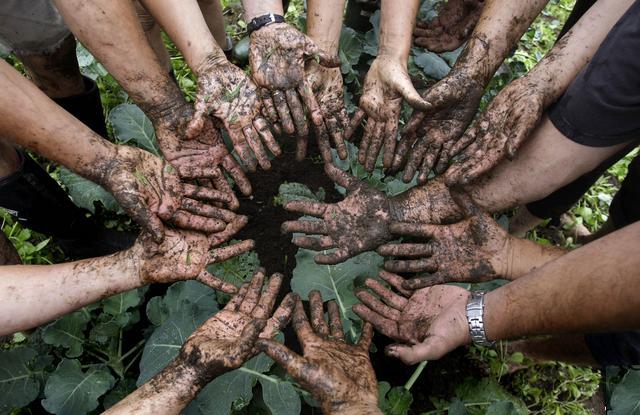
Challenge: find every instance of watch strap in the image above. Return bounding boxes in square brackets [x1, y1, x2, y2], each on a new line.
[247, 13, 285, 33]
[466, 291, 495, 347]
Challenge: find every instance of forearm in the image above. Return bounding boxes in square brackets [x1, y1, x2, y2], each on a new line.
[306, 0, 346, 53]
[138, 0, 226, 71]
[104, 358, 201, 415]
[0, 60, 116, 183]
[527, 0, 634, 106]
[503, 236, 567, 280]
[329, 402, 383, 415]
[242, 0, 284, 20]
[378, 0, 420, 60]
[0, 247, 142, 335]
[485, 221, 640, 340]
[53, 0, 185, 123]
[455, 0, 548, 83]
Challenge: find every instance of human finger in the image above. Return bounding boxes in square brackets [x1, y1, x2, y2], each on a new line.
[272, 90, 295, 135]
[254, 117, 282, 157]
[402, 272, 451, 290]
[221, 156, 253, 197]
[208, 215, 249, 246]
[389, 221, 443, 238]
[291, 297, 315, 349]
[292, 235, 334, 251]
[345, 108, 365, 140]
[384, 258, 438, 273]
[243, 125, 271, 170]
[286, 90, 309, 137]
[377, 243, 433, 258]
[352, 304, 398, 339]
[224, 282, 249, 311]
[227, 127, 258, 172]
[197, 270, 238, 294]
[281, 220, 328, 235]
[303, 38, 341, 67]
[308, 290, 330, 338]
[365, 120, 385, 172]
[262, 292, 297, 338]
[181, 199, 236, 222]
[298, 79, 323, 126]
[364, 279, 407, 310]
[283, 200, 328, 217]
[358, 321, 374, 350]
[209, 239, 255, 263]
[326, 300, 345, 341]
[171, 210, 226, 233]
[239, 268, 266, 314]
[314, 248, 351, 265]
[253, 273, 283, 319]
[378, 270, 414, 297]
[356, 290, 401, 320]
[382, 116, 399, 170]
[393, 73, 432, 111]
[324, 162, 359, 190]
[256, 339, 315, 385]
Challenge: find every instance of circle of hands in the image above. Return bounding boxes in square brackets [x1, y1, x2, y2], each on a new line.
[117, 9, 526, 412]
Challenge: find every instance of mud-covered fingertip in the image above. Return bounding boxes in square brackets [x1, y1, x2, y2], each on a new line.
[385, 344, 401, 358]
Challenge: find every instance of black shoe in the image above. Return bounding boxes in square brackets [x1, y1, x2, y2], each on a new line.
[0, 151, 137, 259]
[53, 76, 109, 139]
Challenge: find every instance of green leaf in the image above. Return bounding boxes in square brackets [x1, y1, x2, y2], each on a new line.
[185, 353, 274, 415]
[90, 311, 138, 344]
[0, 347, 41, 412]
[363, 11, 381, 56]
[108, 104, 160, 156]
[102, 378, 137, 410]
[454, 378, 527, 415]
[610, 369, 640, 414]
[42, 359, 114, 415]
[58, 167, 121, 214]
[259, 376, 301, 415]
[146, 280, 219, 327]
[206, 245, 260, 288]
[413, 50, 451, 80]
[274, 182, 325, 206]
[291, 248, 383, 341]
[102, 287, 146, 316]
[41, 310, 90, 358]
[339, 27, 363, 76]
[380, 386, 413, 415]
[138, 298, 217, 385]
[448, 398, 468, 415]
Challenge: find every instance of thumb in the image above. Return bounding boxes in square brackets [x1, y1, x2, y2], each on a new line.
[393, 73, 432, 111]
[304, 37, 341, 68]
[385, 336, 450, 364]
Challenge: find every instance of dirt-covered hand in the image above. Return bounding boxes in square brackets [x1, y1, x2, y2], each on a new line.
[281, 163, 393, 265]
[137, 225, 254, 293]
[186, 55, 280, 172]
[177, 269, 297, 384]
[393, 70, 484, 184]
[100, 145, 236, 242]
[347, 56, 430, 172]
[257, 292, 380, 415]
[305, 62, 350, 161]
[444, 77, 545, 185]
[380, 192, 511, 288]
[155, 106, 252, 210]
[353, 270, 470, 363]
[414, 0, 484, 52]
[249, 22, 340, 157]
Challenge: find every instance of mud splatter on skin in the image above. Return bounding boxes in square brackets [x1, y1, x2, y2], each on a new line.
[413, 0, 485, 53]
[257, 294, 380, 415]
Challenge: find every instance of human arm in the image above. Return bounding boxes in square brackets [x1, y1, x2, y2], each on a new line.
[394, 0, 551, 183]
[383, 221, 640, 364]
[0, 224, 254, 335]
[53, 0, 252, 202]
[347, 0, 430, 172]
[136, 0, 280, 171]
[105, 270, 296, 415]
[257, 292, 381, 415]
[445, 0, 635, 185]
[413, 0, 484, 52]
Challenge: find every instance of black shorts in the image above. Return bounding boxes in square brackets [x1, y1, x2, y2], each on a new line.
[585, 331, 640, 367]
[548, 0, 640, 147]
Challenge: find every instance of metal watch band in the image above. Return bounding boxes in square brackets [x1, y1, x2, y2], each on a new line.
[247, 13, 285, 33]
[466, 291, 495, 347]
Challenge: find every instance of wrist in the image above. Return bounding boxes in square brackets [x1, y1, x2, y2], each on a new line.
[149, 358, 203, 403]
[326, 400, 382, 415]
[193, 49, 229, 77]
[452, 34, 496, 85]
[243, 1, 284, 21]
[506, 237, 567, 280]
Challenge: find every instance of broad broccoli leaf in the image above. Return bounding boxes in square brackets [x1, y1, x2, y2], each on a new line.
[58, 167, 121, 214]
[41, 359, 114, 415]
[260, 376, 301, 415]
[412, 50, 451, 80]
[41, 309, 91, 358]
[379, 385, 413, 415]
[146, 280, 218, 327]
[0, 347, 41, 412]
[108, 104, 160, 156]
[454, 378, 527, 415]
[609, 369, 640, 414]
[274, 182, 326, 206]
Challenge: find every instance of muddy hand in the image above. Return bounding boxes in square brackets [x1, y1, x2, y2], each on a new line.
[138, 225, 254, 294]
[176, 269, 297, 384]
[155, 104, 252, 210]
[393, 70, 484, 184]
[186, 54, 280, 172]
[282, 163, 393, 265]
[305, 62, 350, 161]
[101, 145, 238, 242]
[257, 292, 380, 415]
[249, 22, 340, 157]
[353, 271, 470, 364]
[444, 77, 545, 185]
[347, 56, 430, 172]
[414, 0, 484, 52]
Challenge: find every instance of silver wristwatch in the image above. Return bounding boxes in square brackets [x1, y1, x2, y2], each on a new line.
[466, 291, 495, 347]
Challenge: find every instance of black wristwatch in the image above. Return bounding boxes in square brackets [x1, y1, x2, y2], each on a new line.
[247, 13, 285, 33]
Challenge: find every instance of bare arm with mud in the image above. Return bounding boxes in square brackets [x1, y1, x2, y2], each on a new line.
[445, 0, 634, 185]
[395, 0, 551, 183]
[413, 0, 485, 52]
[54, 0, 251, 205]
[137, 0, 280, 172]
[0, 225, 254, 335]
[105, 270, 296, 415]
[347, 0, 431, 172]
[257, 292, 382, 415]
[384, 221, 640, 364]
